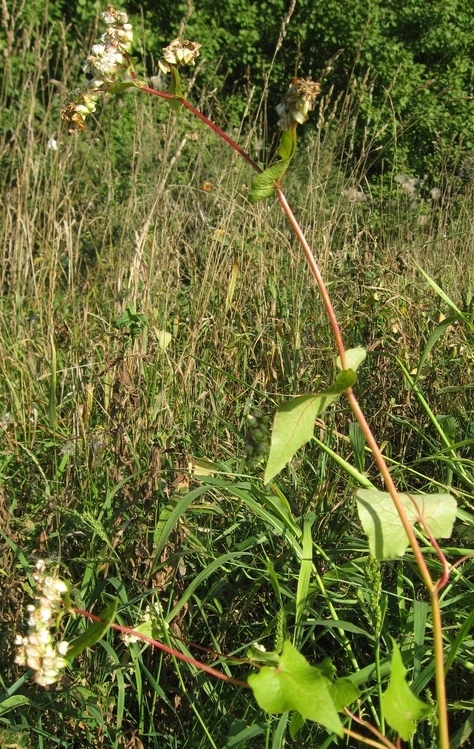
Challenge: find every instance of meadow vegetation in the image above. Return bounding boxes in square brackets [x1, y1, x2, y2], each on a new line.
[1, 2, 474, 748]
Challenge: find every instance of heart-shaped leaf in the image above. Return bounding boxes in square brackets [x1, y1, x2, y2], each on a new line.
[248, 161, 289, 203]
[248, 640, 359, 736]
[264, 370, 357, 483]
[356, 489, 457, 559]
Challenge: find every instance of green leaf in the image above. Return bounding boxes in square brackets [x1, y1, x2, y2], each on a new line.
[289, 711, 306, 739]
[246, 645, 280, 667]
[382, 640, 432, 740]
[247, 640, 343, 736]
[356, 489, 457, 559]
[278, 128, 296, 161]
[107, 81, 140, 94]
[336, 346, 367, 372]
[124, 616, 167, 648]
[295, 512, 315, 624]
[329, 677, 360, 712]
[67, 599, 118, 660]
[414, 313, 460, 383]
[168, 65, 184, 112]
[264, 370, 357, 483]
[0, 695, 32, 716]
[248, 161, 289, 203]
[349, 421, 366, 474]
[415, 265, 465, 318]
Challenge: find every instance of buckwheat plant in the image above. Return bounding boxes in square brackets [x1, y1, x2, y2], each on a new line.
[14, 560, 69, 687]
[14, 560, 247, 690]
[158, 38, 202, 73]
[275, 76, 321, 129]
[61, 5, 133, 132]
[56, 7, 460, 748]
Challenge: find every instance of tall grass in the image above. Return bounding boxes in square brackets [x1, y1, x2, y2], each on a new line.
[1, 7, 474, 748]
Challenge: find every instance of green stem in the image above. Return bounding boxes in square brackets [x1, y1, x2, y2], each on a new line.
[431, 588, 450, 749]
[398, 359, 474, 490]
[374, 638, 385, 733]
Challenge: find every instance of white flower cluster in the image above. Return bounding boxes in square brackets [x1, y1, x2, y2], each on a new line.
[276, 77, 321, 130]
[15, 560, 69, 687]
[158, 38, 202, 74]
[62, 5, 133, 133]
[342, 186, 367, 203]
[83, 6, 133, 83]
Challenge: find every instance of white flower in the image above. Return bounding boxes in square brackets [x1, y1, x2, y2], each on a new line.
[276, 77, 321, 129]
[102, 23, 133, 52]
[83, 46, 125, 82]
[159, 38, 202, 73]
[62, 5, 134, 132]
[15, 560, 69, 687]
[342, 187, 367, 203]
[102, 7, 129, 26]
[100, 6, 133, 53]
[395, 173, 419, 197]
[0, 411, 13, 428]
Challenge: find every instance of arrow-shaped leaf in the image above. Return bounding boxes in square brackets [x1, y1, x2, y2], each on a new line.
[382, 639, 432, 740]
[264, 369, 357, 483]
[248, 640, 348, 736]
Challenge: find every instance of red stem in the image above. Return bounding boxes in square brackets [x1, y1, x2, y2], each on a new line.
[112, 67, 452, 747]
[72, 607, 249, 688]
[130, 75, 262, 174]
[344, 709, 398, 749]
[275, 187, 348, 369]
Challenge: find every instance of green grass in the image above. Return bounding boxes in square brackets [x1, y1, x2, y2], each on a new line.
[1, 8, 474, 749]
